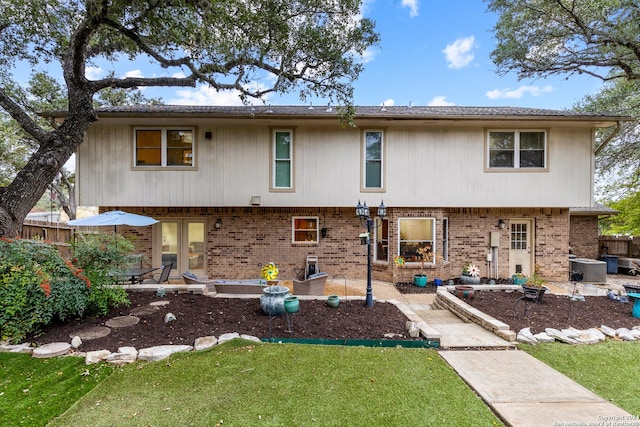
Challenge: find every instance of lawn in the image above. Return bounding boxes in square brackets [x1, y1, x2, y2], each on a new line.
[0, 352, 115, 426]
[521, 341, 640, 416]
[40, 340, 501, 426]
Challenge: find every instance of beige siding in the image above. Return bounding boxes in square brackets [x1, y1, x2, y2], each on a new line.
[78, 120, 594, 208]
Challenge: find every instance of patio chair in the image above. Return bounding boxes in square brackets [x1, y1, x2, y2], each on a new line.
[143, 262, 173, 284]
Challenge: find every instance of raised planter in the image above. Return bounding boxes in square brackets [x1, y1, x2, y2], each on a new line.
[522, 285, 547, 302]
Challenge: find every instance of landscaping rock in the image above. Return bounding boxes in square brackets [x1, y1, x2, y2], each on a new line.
[218, 332, 240, 345]
[517, 327, 537, 345]
[194, 336, 218, 351]
[32, 342, 71, 358]
[70, 326, 111, 340]
[406, 321, 420, 337]
[616, 328, 636, 341]
[104, 347, 138, 364]
[240, 334, 261, 343]
[164, 313, 176, 323]
[574, 329, 602, 345]
[71, 336, 82, 348]
[85, 349, 111, 364]
[150, 300, 170, 307]
[545, 328, 580, 344]
[138, 345, 192, 362]
[0, 343, 33, 353]
[129, 305, 160, 316]
[533, 332, 555, 343]
[600, 325, 616, 337]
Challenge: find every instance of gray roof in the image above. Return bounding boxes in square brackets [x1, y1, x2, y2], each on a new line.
[73, 105, 630, 121]
[570, 202, 618, 216]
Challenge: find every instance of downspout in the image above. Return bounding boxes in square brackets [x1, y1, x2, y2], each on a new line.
[594, 120, 622, 156]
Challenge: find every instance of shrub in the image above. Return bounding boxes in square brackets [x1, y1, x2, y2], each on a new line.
[72, 233, 133, 316]
[0, 234, 132, 343]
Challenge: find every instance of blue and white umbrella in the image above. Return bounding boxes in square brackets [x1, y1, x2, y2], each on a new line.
[68, 210, 158, 231]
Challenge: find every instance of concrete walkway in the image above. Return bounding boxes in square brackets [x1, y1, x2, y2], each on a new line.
[365, 280, 636, 426]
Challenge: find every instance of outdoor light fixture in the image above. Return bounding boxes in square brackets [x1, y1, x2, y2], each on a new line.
[498, 219, 506, 229]
[356, 200, 386, 307]
[215, 218, 222, 230]
[204, 131, 213, 140]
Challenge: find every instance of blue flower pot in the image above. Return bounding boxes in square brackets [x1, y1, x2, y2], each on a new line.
[413, 274, 427, 287]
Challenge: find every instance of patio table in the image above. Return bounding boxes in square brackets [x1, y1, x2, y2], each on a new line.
[123, 267, 159, 284]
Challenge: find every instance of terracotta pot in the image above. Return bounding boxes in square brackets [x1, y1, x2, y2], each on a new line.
[454, 285, 475, 300]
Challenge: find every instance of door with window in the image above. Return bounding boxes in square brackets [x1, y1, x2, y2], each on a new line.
[508, 219, 533, 277]
[157, 219, 206, 278]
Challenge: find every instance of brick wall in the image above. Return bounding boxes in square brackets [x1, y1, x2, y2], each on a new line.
[118, 206, 571, 283]
[569, 216, 600, 259]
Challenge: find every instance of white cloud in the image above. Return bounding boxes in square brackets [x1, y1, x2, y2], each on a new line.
[485, 85, 553, 99]
[124, 69, 144, 78]
[427, 96, 455, 106]
[402, 0, 419, 17]
[359, 46, 379, 64]
[168, 85, 249, 106]
[85, 66, 103, 80]
[172, 71, 187, 78]
[381, 99, 395, 106]
[442, 36, 476, 69]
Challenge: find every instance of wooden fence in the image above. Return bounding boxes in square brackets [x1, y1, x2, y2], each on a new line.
[21, 220, 76, 259]
[598, 236, 640, 258]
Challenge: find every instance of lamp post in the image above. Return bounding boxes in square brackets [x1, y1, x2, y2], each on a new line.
[356, 200, 386, 307]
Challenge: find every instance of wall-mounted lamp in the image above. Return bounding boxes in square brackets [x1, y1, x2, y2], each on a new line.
[215, 218, 222, 230]
[204, 131, 213, 140]
[250, 196, 261, 206]
[321, 227, 328, 238]
[498, 219, 506, 229]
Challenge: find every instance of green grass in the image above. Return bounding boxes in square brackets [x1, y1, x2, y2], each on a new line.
[0, 352, 115, 426]
[46, 340, 503, 426]
[522, 341, 640, 416]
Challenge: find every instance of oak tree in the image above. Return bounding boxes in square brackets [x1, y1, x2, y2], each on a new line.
[0, 0, 378, 236]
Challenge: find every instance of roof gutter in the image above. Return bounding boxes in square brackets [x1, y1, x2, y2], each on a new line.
[594, 120, 623, 156]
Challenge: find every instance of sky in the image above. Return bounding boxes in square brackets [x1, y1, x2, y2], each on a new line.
[23, 0, 605, 112]
[78, 0, 605, 110]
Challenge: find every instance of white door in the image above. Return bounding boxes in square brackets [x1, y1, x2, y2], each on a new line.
[156, 219, 206, 277]
[509, 219, 533, 277]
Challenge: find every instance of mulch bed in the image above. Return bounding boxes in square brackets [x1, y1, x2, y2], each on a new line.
[467, 289, 640, 334]
[29, 292, 414, 353]
[394, 277, 513, 294]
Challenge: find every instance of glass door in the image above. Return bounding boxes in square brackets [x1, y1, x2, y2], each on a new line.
[157, 219, 206, 278]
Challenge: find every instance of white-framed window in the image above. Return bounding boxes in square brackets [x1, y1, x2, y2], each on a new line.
[363, 130, 383, 189]
[273, 129, 293, 189]
[134, 128, 195, 167]
[374, 218, 389, 262]
[292, 217, 318, 244]
[488, 130, 546, 169]
[398, 218, 436, 264]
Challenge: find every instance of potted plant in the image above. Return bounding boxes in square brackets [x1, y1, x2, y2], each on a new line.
[461, 262, 481, 284]
[413, 246, 433, 287]
[521, 273, 548, 302]
[511, 273, 528, 286]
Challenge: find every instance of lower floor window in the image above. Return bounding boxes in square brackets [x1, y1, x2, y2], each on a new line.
[292, 217, 318, 243]
[399, 218, 435, 264]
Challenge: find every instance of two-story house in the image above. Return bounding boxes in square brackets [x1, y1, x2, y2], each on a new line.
[62, 105, 626, 283]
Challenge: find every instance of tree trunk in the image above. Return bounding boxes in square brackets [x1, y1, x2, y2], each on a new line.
[0, 132, 83, 237]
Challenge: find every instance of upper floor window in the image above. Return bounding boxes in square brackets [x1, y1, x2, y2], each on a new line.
[292, 217, 318, 244]
[273, 130, 293, 189]
[363, 130, 383, 189]
[134, 128, 194, 167]
[488, 130, 546, 169]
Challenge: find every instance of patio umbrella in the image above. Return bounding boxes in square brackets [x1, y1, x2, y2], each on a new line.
[68, 210, 158, 232]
